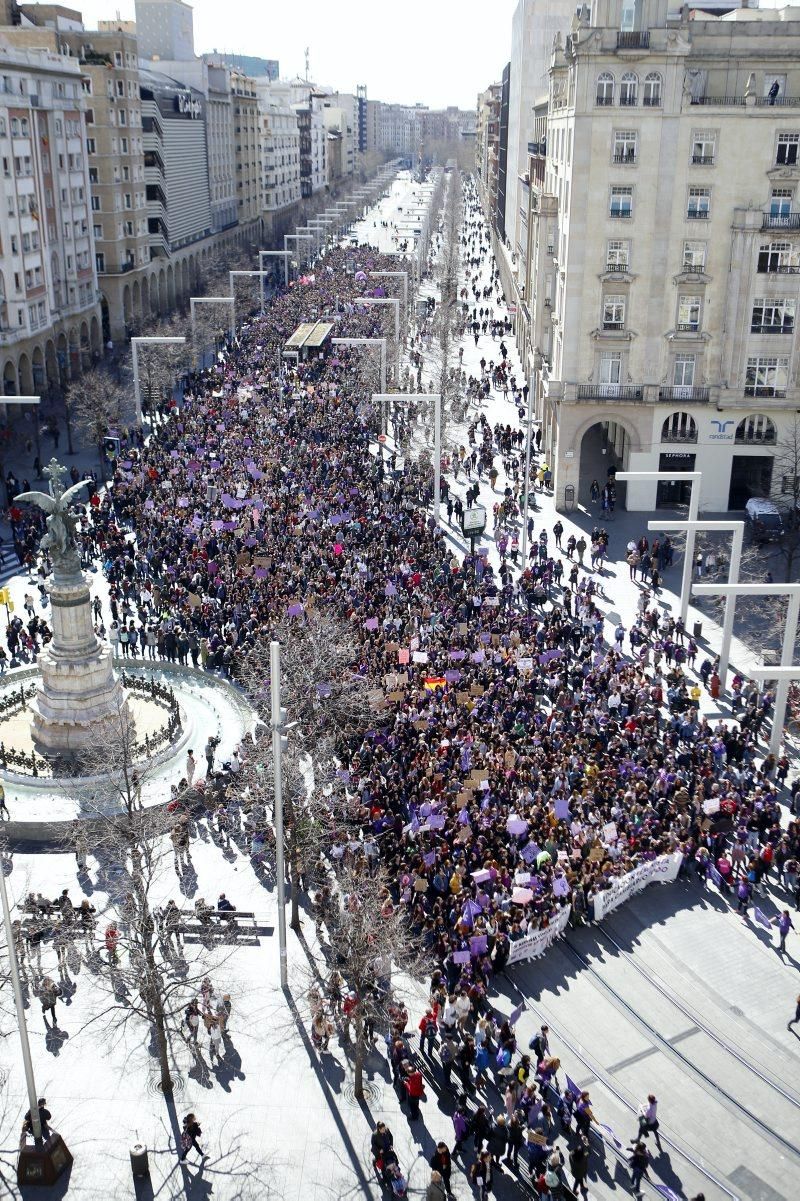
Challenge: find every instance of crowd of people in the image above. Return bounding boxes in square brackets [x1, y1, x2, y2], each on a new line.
[5, 170, 798, 1194]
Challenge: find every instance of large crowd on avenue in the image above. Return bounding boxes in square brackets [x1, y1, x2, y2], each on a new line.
[4, 172, 799, 1199]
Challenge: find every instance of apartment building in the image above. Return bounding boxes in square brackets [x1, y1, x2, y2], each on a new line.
[476, 83, 501, 221]
[0, 40, 101, 395]
[255, 79, 301, 242]
[231, 67, 259, 227]
[519, 0, 800, 513]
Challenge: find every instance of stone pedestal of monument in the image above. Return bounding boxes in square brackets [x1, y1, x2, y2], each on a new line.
[31, 571, 130, 755]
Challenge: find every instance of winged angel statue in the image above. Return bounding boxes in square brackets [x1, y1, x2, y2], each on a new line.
[16, 458, 89, 580]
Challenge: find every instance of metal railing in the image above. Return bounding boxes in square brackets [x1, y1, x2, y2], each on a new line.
[602, 320, 625, 330]
[744, 386, 787, 398]
[661, 429, 698, 443]
[658, 386, 710, 402]
[762, 212, 800, 229]
[686, 210, 710, 220]
[617, 31, 650, 48]
[690, 96, 745, 106]
[613, 152, 637, 164]
[676, 323, 700, 333]
[577, 384, 643, 401]
[750, 323, 794, 334]
[691, 155, 714, 165]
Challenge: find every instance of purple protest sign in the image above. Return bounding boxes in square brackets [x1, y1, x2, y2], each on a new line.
[520, 843, 540, 864]
[385, 582, 397, 597]
[207, 562, 218, 576]
[211, 520, 224, 531]
[192, 516, 203, 529]
[364, 617, 379, 631]
[222, 520, 238, 532]
[554, 798, 571, 821]
[286, 603, 304, 618]
[449, 649, 467, 661]
[428, 814, 446, 830]
[470, 935, 488, 956]
[444, 669, 462, 684]
[506, 817, 529, 837]
[170, 450, 179, 459]
[471, 649, 485, 664]
[753, 907, 772, 931]
[452, 950, 471, 965]
[422, 851, 436, 868]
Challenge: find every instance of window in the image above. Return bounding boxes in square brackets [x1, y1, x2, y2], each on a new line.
[620, 74, 638, 107]
[776, 133, 799, 165]
[677, 295, 701, 331]
[610, 185, 633, 218]
[687, 186, 710, 219]
[124, 193, 132, 209]
[781, 475, 800, 495]
[691, 130, 716, 165]
[603, 295, 626, 329]
[682, 241, 706, 271]
[751, 297, 795, 332]
[673, 355, 696, 389]
[643, 73, 662, 107]
[114, 51, 123, 67]
[745, 357, 789, 397]
[759, 240, 800, 272]
[613, 130, 637, 163]
[91, 195, 100, 211]
[93, 223, 102, 238]
[736, 413, 777, 443]
[599, 352, 622, 393]
[771, 187, 794, 217]
[86, 137, 96, 154]
[662, 412, 697, 443]
[606, 240, 630, 270]
[596, 73, 614, 106]
[88, 167, 98, 183]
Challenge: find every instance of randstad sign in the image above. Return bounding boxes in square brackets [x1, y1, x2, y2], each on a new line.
[708, 418, 735, 442]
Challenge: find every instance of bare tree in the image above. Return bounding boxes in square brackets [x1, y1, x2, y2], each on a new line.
[65, 369, 128, 468]
[66, 701, 235, 1095]
[312, 861, 431, 1099]
[771, 415, 800, 582]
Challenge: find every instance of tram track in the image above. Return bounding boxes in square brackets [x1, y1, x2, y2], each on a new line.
[559, 934, 800, 1171]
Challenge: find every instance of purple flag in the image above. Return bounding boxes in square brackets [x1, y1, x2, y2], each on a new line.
[449, 649, 467, 661]
[598, 1123, 622, 1150]
[708, 864, 723, 888]
[423, 851, 436, 867]
[554, 798, 571, 821]
[470, 935, 488, 956]
[753, 907, 772, 931]
[565, 1075, 581, 1098]
[254, 568, 268, 580]
[428, 814, 446, 830]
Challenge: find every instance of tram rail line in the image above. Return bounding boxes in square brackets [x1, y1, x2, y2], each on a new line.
[505, 974, 739, 1200]
[591, 922, 800, 1109]
[560, 935, 800, 1169]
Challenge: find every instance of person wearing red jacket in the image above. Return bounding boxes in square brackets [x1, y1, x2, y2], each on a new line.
[402, 1062, 425, 1120]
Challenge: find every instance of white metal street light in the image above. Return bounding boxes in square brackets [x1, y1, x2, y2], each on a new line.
[615, 471, 702, 624]
[189, 297, 235, 366]
[693, 582, 800, 756]
[332, 336, 387, 394]
[371, 392, 441, 522]
[131, 337, 186, 424]
[258, 249, 292, 288]
[270, 640, 288, 990]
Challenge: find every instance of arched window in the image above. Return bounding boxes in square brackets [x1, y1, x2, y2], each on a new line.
[596, 73, 614, 106]
[620, 73, 639, 107]
[661, 412, 697, 443]
[643, 73, 662, 107]
[736, 414, 777, 444]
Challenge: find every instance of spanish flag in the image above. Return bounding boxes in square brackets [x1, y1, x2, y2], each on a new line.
[423, 677, 447, 690]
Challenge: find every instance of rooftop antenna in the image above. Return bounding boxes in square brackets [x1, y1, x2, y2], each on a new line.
[304, 46, 310, 82]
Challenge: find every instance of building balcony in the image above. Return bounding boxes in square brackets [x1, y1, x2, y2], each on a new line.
[691, 155, 714, 166]
[762, 212, 800, 230]
[676, 323, 700, 334]
[609, 209, 633, 219]
[617, 31, 650, 49]
[612, 152, 637, 164]
[744, 386, 787, 398]
[602, 320, 625, 331]
[686, 210, 710, 220]
[758, 262, 800, 274]
[756, 96, 800, 108]
[751, 323, 794, 334]
[605, 262, 630, 272]
[577, 384, 644, 401]
[736, 430, 777, 444]
[658, 386, 710, 403]
[681, 263, 707, 274]
[690, 96, 745, 107]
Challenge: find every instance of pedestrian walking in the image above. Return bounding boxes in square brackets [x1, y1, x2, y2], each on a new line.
[38, 976, 61, 1026]
[775, 909, 795, 953]
[633, 1094, 662, 1150]
[789, 993, 800, 1029]
[628, 1141, 651, 1195]
[180, 1113, 205, 1161]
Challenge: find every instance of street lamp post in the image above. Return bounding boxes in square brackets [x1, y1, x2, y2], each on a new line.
[651, 519, 744, 687]
[0, 864, 72, 1183]
[131, 336, 186, 425]
[270, 640, 288, 990]
[332, 336, 387, 394]
[371, 392, 441, 522]
[519, 396, 535, 570]
[361, 298, 401, 380]
[615, 471, 702, 624]
[693, 582, 800, 756]
[258, 249, 292, 288]
[189, 297, 235, 366]
[229, 270, 277, 323]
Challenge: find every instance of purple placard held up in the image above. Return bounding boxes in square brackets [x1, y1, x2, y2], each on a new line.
[470, 934, 488, 956]
[422, 851, 436, 867]
[428, 814, 446, 830]
[520, 843, 540, 864]
[286, 602, 304, 618]
[452, 950, 471, 965]
[364, 617, 379, 631]
[554, 798, 571, 821]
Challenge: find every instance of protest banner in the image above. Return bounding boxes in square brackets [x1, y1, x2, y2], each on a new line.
[506, 906, 571, 965]
[593, 852, 682, 921]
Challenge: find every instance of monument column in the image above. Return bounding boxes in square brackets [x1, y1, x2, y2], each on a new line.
[17, 459, 131, 756]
